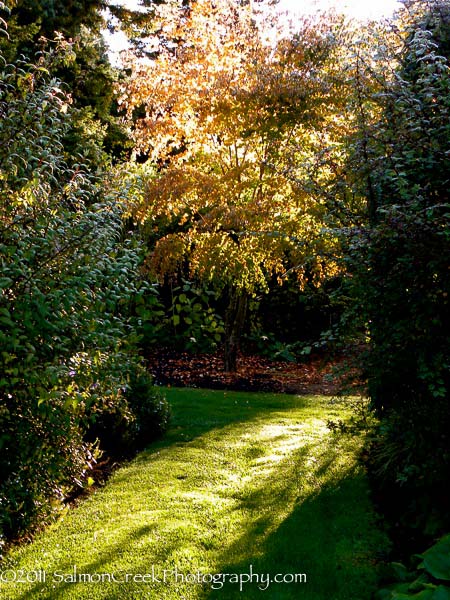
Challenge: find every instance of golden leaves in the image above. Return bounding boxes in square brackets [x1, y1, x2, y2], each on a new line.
[146, 233, 189, 281]
[120, 1, 356, 292]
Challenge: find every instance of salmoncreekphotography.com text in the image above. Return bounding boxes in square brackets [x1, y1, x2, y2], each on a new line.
[1, 565, 307, 591]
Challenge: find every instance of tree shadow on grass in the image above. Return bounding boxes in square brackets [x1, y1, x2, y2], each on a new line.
[205, 471, 385, 600]
[131, 388, 330, 459]
[11, 522, 181, 600]
[4, 391, 384, 600]
[197, 426, 387, 600]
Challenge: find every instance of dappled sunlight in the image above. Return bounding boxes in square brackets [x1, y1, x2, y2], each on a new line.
[258, 419, 330, 441]
[250, 419, 332, 472]
[2, 391, 386, 600]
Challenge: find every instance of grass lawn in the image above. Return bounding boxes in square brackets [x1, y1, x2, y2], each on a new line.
[1, 388, 388, 599]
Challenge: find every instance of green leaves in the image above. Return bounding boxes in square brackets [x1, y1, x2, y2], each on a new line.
[0, 44, 158, 542]
[341, 0, 450, 541]
[167, 282, 225, 353]
[376, 535, 450, 599]
[136, 279, 225, 354]
[421, 536, 450, 582]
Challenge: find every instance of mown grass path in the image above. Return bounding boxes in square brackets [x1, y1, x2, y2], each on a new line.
[1, 389, 388, 599]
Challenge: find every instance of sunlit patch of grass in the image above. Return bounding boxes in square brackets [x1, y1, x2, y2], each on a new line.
[1, 389, 388, 599]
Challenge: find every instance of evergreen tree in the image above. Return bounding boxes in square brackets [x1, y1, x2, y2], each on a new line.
[0, 0, 131, 164]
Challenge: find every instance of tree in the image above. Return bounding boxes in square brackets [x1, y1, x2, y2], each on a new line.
[0, 0, 132, 165]
[119, 0, 351, 369]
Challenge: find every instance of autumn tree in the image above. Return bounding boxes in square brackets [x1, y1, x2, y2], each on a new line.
[119, 0, 353, 370]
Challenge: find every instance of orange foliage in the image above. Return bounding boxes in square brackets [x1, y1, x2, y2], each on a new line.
[119, 1, 351, 292]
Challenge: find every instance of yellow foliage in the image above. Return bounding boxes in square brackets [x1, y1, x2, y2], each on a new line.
[119, 1, 361, 293]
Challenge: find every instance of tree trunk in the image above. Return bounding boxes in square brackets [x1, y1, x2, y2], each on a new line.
[224, 288, 248, 372]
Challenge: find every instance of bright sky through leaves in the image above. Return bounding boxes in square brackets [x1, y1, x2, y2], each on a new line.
[103, 0, 403, 61]
[279, 0, 402, 20]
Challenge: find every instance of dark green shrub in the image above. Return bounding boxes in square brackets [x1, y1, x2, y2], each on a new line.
[246, 274, 342, 352]
[125, 370, 171, 450]
[0, 392, 88, 540]
[0, 39, 167, 543]
[85, 369, 170, 459]
[343, 0, 450, 542]
[375, 534, 450, 599]
[136, 279, 225, 353]
[346, 174, 450, 542]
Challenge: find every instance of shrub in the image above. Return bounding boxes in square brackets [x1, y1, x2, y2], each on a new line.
[375, 534, 450, 599]
[125, 369, 171, 448]
[85, 368, 170, 459]
[136, 279, 225, 354]
[343, 0, 450, 542]
[0, 39, 168, 542]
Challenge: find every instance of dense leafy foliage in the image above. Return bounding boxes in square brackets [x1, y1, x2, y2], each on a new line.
[0, 0, 132, 165]
[1, 0, 449, 561]
[0, 39, 168, 543]
[343, 0, 450, 540]
[121, 3, 347, 290]
[117, 2, 357, 369]
[375, 534, 450, 599]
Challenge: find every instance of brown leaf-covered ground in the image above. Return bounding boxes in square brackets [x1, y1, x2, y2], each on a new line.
[147, 349, 360, 395]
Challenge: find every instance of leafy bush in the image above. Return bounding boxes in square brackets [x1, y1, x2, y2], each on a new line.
[375, 534, 450, 599]
[343, 0, 450, 541]
[250, 275, 341, 341]
[0, 40, 168, 542]
[85, 368, 170, 459]
[136, 279, 225, 353]
[125, 369, 171, 449]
